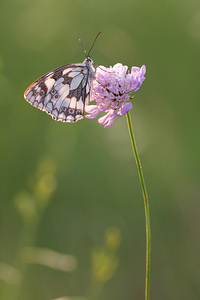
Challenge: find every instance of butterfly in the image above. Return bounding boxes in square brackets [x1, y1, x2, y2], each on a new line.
[24, 32, 101, 123]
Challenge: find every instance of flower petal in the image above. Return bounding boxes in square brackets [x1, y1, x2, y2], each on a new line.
[98, 112, 110, 125]
[85, 105, 98, 113]
[120, 102, 132, 115]
[140, 65, 146, 76]
[104, 117, 115, 128]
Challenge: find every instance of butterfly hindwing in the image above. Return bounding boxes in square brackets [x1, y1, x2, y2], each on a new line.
[24, 58, 95, 123]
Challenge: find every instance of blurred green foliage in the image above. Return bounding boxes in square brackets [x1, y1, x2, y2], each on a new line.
[0, 0, 200, 299]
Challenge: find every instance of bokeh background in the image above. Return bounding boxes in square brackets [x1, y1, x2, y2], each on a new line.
[1, 0, 200, 299]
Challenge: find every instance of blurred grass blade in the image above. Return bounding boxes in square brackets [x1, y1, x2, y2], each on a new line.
[0, 263, 21, 285]
[21, 247, 77, 272]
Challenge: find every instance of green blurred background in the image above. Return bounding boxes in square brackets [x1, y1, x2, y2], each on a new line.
[0, 0, 200, 299]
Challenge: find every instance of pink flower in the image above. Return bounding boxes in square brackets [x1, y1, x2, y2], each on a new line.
[85, 63, 146, 128]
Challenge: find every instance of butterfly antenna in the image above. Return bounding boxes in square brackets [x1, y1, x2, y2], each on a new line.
[87, 31, 102, 57]
[79, 39, 87, 57]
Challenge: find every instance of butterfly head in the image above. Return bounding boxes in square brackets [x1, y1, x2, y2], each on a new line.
[84, 56, 93, 64]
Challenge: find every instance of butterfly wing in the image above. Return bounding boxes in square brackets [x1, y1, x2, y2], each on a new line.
[24, 59, 95, 123]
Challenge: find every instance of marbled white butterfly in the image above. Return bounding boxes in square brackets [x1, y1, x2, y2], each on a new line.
[24, 32, 101, 123]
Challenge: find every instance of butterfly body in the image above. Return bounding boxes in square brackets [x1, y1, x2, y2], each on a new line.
[24, 57, 96, 123]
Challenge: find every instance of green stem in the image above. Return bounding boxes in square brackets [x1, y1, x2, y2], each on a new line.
[126, 111, 151, 300]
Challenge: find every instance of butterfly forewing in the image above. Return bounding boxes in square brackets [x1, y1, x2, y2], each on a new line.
[24, 57, 95, 123]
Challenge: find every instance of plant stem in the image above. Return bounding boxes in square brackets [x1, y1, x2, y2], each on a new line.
[126, 111, 151, 300]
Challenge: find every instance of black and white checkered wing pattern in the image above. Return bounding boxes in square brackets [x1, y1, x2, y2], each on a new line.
[24, 57, 96, 123]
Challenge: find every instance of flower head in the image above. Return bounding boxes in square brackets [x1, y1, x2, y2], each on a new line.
[85, 63, 146, 128]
